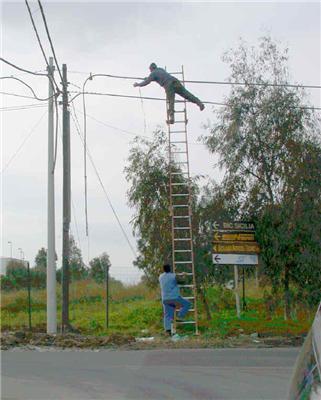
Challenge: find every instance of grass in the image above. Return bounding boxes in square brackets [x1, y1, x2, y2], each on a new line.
[0, 279, 315, 338]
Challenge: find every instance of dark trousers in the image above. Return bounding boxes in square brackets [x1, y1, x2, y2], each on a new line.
[165, 81, 201, 118]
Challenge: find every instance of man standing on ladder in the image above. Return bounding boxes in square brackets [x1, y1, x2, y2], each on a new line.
[159, 264, 191, 335]
[133, 63, 205, 124]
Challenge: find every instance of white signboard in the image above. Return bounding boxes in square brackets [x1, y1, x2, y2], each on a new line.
[212, 253, 259, 265]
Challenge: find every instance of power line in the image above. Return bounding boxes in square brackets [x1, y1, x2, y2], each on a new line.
[72, 107, 209, 147]
[0, 76, 56, 101]
[184, 79, 321, 90]
[0, 90, 39, 100]
[69, 90, 321, 111]
[74, 106, 148, 138]
[69, 89, 226, 105]
[37, 0, 64, 83]
[1, 110, 47, 174]
[0, 57, 47, 77]
[0, 103, 47, 111]
[24, 0, 60, 94]
[70, 110, 137, 258]
[75, 71, 321, 90]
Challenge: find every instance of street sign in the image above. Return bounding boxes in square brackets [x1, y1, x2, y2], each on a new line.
[213, 242, 260, 254]
[213, 221, 255, 231]
[212, 253, 259, 265]
[213, 232, 255, 242]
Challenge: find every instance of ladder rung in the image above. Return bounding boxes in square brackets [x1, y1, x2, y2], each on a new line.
[174, 261, 193, 264]
[170, 130, 186, 133]
[176, 308, 195, 311]
[171, 141, 186, 144]
[172, 194, 189, 197]
[174, 227, 190, 230]
[173, 161, 188, 164]
[183, 297, 194, 300]
[170, 172, 189, 175]
[174, 249, 192, 252]
[168, 71, 183, 75]
[173, 216, 190, 219]
[173, 205, 189, 208]
[171, 151, 187, 154]
[171, 183, 188, 186]
[178, 284, 194, 287]
[174, 238, 191, 241]
[174, 110, 185, 114]
[176, 321, 196, 324]
[173, 121, 187, 124]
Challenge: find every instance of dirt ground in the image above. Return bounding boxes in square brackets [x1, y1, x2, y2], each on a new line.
[0, 330, 305, 351]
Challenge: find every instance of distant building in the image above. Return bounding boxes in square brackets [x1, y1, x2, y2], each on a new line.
[0, 257, 27, 275]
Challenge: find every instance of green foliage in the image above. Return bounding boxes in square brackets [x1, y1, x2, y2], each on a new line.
[124, 129, 173, 286]
[5, 260, 28, 289]
[1, 280, 315, 337]
[69, 235, 88, 281]
[89, 252, 111, 283]
[34, 247, 47, 271]
[202, 36, 321, 311]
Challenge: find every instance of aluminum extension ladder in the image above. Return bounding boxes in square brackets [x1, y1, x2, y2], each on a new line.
[167, 66, 199, 335]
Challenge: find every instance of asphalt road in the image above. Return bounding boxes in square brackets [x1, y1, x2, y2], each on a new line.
[1, 348, 298, 400]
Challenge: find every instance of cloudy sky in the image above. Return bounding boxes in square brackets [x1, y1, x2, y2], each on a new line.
[1, 0, 320, 283]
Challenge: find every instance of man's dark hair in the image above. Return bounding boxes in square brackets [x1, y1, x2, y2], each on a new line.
[163, 264, 171, 273]
[149, 62, 157, 70]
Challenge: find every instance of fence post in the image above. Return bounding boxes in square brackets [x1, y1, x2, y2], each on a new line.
[27, 261, 32, 330]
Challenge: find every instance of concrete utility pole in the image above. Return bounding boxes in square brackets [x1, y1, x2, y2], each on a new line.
[61, 63, 71, 332]
[47, 57, 57, 334]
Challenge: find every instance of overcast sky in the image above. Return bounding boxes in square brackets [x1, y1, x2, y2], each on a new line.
[1, 0, 320, 283]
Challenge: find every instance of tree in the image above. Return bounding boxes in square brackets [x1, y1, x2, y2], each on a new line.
[203, 36, 321, 313]
[69, 235, 88, 281]
[125, 129, 172, 286]
[6, 260, 28, 289]
[34, 247, 47, 271]
[89, 253, 111, 283]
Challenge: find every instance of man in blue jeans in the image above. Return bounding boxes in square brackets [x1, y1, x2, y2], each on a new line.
[159, 264, 191, 335]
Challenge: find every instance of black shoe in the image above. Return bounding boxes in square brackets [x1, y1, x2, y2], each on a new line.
[166, 118, 175, 125]
[199, 103, 205, 111]
[165, 330, 172, 336]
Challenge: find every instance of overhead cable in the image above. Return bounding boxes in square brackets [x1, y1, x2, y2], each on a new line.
[78, 72, 321, 90]
[25, 0, 60, 93]
[1, 110, 47, 174]
[0, 76, 57, 101]
[0, 57, 47, 77]
[37, 0, 64, 83]
[70, 111, 137, 258]
[0, 103, 47, 111]
[0, 90, 39, 100]
[69, 90, 321, 111]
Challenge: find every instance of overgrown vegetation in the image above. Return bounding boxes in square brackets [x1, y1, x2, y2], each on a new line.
[1, 279, 315, 337]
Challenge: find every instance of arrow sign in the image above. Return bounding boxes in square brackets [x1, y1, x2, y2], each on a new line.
[213, 242, 260, 254]
[213, 221, 219, 230]
[214, 232, 255, 242]
[213, 254, 221, 263]
[213, 221, 255, 232]
[212, 253, 259, 265]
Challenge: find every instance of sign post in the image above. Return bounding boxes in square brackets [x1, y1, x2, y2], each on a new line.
[234, 265, 241, 318]
[212, 221, 259, 316]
